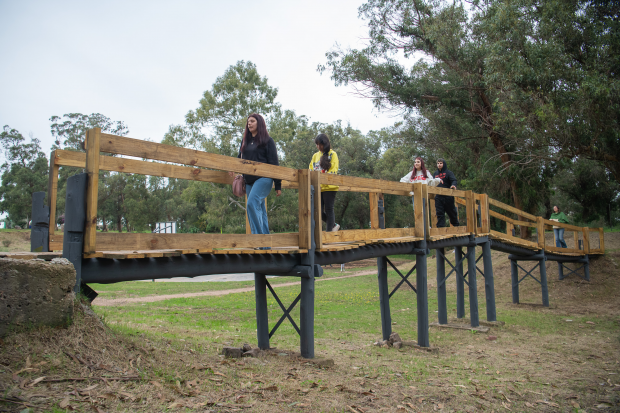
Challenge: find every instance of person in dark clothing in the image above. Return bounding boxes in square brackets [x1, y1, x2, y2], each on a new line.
[433, 158, 460, 228]
[230, 113, 281, 237]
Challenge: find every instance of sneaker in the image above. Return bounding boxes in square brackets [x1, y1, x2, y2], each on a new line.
[332, 224, 340, 232]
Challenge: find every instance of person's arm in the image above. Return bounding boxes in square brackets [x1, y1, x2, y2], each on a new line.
[448, 170, 458, 189]
[267, 138, 282, 192]
[400, 171, 413, 183]
[426, 171, 440, 187]
[560, 212, 569, 224]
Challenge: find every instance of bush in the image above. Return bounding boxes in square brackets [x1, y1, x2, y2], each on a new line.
[2, 240, 12, 248]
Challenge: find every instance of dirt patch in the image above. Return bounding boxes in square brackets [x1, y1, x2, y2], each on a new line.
[0, 230, 31, 252]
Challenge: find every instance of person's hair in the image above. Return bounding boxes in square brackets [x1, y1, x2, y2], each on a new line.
[554, 205, 560, 212]
[437, 157, 446, 165]
[413, 156, 429, 179]
[315, 133, 332, 171]
[241, 113, 269, 153]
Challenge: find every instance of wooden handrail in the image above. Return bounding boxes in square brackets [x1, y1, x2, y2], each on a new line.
[39, 128, 603, 254]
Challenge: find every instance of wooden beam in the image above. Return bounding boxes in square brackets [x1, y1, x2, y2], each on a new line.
[413, 183, 425, 238]
[426, 186, 468, 198]
[84, 128, 101, 253]
[490, 230, 538, 248]
[545, 246, 583, 255]
[541, 218, 584, 232]
[369, 192, 380, 229]
[489, 210, 536, 227]
[47, 150, 60, 238]
[310, 171, 322, 249]
[98, 133, 298, 181]
[599, 228, 605, 251]
[298, 169, 311, 249]
[321, 173, 413, 193]
[429, 226, 470, 236]
[488, 198, 538, 221]
[322, 228, 417, 243]
[53, 149, 299, 189]
[94, 232, 299, 251]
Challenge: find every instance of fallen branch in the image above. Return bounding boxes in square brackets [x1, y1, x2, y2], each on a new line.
[41, 376, 142, 383]
[0, 397, 34, 407]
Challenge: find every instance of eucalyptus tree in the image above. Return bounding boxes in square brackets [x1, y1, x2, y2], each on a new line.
[0, 126, 48, 226]
[320, 0, 619, 236]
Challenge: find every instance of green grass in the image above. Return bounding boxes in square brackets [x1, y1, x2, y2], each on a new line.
[93, 267, 617, 353]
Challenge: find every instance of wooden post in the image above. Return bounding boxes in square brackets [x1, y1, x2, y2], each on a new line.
[507, 222, 514, 237]
[298, 169, 311, 249]
[536, 217, 545, 250]
[310, 171, 322, 249]
[573, 231, 579, 249]
[413, 183, 425, 238]
[466, 190, 475, 233]
[47, 150, 59, 238]
[480, 194, 490, 234]
[599, 228, 605, 251]
[582, 227, 590, 254]
[429, 194, 438, 228]
[84, 128, 101, 253]
[369, 192, 380, 229]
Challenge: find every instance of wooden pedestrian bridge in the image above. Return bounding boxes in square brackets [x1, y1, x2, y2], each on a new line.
[19, 128, 604, 358]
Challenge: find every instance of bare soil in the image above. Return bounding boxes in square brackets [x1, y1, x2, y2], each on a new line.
[1, 235, 619, 412]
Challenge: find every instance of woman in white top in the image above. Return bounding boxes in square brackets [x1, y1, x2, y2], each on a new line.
[400, 157, 440, 187]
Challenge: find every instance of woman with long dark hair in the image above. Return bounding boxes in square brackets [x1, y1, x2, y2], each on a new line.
[309, 133, 340, 231]
[400, 156, 440, 186]
[231, 113, 281, 237]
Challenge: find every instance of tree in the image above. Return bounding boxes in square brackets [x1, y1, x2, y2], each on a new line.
[50, 113, 129, 151]
[0, 126, 48, 226]
[319, 0, 619, 236]
[184, 61, 281, 157]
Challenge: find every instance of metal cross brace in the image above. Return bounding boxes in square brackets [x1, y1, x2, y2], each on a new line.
[463, 251, 485, 282]
[515, 261, 542, 286]
[386, 257, 417, 298]
[559, 262, 587, 281]
[266, 279, 301, 338]
[436, 248, 468, 288]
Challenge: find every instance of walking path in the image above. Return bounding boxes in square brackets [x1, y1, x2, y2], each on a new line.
[92, 265, 410, 307]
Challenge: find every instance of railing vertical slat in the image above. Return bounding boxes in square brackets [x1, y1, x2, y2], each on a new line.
[599, 228, 605, 251]
[369, 192, 380, 229]
[466, 190, 475, 233]
[413, 183, 424, 238]
[582, 227, 590, 254]
[84, 128, 101, 253]
[298, 169, 311, 249]
[480, 194, 490, 234]
[536, 217, 545, 250]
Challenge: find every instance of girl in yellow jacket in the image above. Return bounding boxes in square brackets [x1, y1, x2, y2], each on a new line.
[309, 134, 340, 231]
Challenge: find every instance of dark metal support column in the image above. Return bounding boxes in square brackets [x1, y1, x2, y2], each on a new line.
[416, 249, 429, 347]
[377, 256, 391, 340]
[436, 247, 447, 324]
[467, 245, 479, 327]
[62, 174, 87, 293]
[254, 273, 270, 349]
[540, 255, 549, 307]
[584, 255, 590, 281]
[557, 262, 564, 280]
[416, 193, 430, 347]
[30, 192, 49, 252]
[482, 241, 496, 322]
[510, 259, 519, 303]
[455, 247, 465, 318]
[299, 186, 316, 358]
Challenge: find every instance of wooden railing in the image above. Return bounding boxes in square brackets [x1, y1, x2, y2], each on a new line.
[45, 128, 604, 256]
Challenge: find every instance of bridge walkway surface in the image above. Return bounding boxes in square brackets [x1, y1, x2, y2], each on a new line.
[14, 128, 604, 358]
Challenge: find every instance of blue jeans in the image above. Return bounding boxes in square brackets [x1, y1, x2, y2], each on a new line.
[554, 228, 567, 248]
[245, 178, 273, 235]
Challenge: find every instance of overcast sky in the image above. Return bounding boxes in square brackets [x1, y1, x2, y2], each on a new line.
[0, 0, 402, 153]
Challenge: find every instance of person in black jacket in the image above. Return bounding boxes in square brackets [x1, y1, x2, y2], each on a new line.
[231, 113, 281, 236]
[433, 158, 459, 228]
